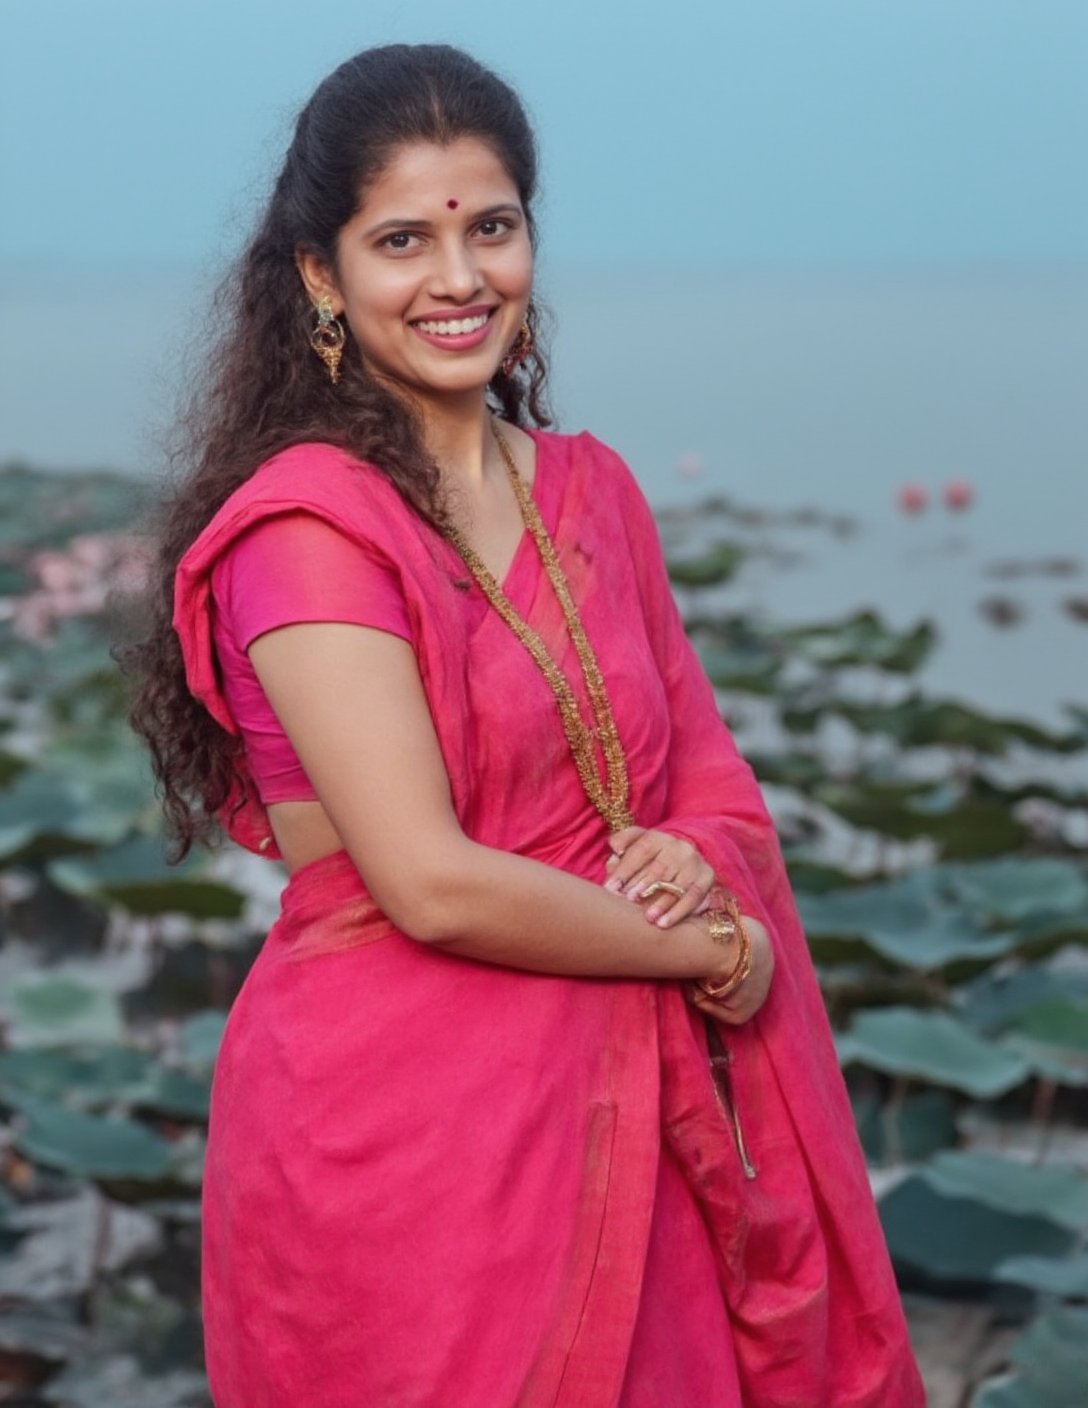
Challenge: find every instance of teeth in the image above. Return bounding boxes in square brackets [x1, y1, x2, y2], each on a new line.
[415, 312, 490, 336]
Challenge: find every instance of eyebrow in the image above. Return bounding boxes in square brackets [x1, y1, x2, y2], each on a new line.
[361, 203, 523, 239]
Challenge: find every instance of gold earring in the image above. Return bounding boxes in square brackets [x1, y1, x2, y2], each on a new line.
[310, 295, 346, 384]
[500, 316, 533, 377]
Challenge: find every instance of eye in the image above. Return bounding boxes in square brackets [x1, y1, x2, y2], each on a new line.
[477, 217, 515, 237]
[378, 231, 424, 251]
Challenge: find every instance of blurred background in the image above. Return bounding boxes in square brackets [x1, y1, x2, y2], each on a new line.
[1, 3, 1086, 1405]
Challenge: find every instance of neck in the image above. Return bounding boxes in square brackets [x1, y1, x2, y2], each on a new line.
[401, 387, 502, 493]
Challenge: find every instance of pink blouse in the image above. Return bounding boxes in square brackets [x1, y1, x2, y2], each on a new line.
[209, 509, 413, 803]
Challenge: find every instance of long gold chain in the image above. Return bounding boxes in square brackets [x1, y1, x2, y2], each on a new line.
[440, 418, 636, 834]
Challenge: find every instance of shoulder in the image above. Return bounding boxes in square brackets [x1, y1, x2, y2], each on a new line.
[560, 428, 657, 527]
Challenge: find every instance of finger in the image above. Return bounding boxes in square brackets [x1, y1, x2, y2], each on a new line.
[607, 826, 644, 859]
[604, 841, 658, 893]
[642, 874, 714, 927]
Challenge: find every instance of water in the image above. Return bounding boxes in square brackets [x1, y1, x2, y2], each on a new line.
[3, 256, 1085, 725]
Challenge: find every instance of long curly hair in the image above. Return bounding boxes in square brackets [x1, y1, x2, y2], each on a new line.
[113, 43, 555, 863]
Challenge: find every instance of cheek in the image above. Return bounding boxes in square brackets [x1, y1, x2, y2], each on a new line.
[346, 262, 418, 323]
[491, 245, 534, 295]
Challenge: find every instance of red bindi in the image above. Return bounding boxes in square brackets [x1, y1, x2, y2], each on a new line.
[446, 198, 459, 209]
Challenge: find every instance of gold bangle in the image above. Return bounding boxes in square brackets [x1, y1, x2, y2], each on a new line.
[697, 896, 752, 1001]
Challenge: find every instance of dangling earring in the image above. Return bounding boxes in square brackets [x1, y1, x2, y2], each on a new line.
[500, 316, 534, 377]
[310, 295, 346, 384]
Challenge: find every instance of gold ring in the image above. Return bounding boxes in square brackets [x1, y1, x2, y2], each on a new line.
[639, 880, 686, 899]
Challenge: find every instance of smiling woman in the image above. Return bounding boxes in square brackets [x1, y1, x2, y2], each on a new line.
[115, 40, 924, 1408]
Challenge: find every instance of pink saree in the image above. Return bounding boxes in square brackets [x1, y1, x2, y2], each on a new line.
[173, 428, 924, 1407]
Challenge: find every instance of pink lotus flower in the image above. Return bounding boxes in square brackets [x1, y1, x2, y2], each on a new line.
[942, 478, 974, 510]
[896, 483, 928, 514]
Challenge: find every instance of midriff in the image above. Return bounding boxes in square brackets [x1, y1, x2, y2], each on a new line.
[267, 799, 347, 877]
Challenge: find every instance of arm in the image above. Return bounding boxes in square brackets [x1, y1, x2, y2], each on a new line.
[247, 618, 748, 981]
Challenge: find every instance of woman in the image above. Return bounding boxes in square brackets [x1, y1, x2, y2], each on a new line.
[123, 43, 923, 1407]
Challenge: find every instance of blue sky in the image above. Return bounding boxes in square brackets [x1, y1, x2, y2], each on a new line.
[3, 0, 1086, 265]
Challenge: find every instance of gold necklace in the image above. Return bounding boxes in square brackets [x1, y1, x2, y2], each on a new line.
[441, 418, 636, 834]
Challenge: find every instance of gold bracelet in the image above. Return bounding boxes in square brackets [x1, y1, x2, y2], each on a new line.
[697, 895, 752, 1001]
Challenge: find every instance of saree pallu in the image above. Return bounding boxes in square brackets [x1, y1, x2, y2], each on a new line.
[175, 428, 925, 1407]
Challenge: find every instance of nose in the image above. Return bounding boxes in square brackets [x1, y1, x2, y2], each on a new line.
[429, 235, 485, 301]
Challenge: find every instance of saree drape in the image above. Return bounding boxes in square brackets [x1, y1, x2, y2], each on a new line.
[173, 428, 924, 1407]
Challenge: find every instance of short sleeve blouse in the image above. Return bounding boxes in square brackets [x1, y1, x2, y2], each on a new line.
[209, 510, 413, 803]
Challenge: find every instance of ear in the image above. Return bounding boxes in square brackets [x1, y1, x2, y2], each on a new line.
[294, 250, 342, 315]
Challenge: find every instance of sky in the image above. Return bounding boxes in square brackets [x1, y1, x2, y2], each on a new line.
[3, 0, 1087, 268]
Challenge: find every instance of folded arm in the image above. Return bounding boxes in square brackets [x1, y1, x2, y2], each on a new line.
[247, 617, 742, 983]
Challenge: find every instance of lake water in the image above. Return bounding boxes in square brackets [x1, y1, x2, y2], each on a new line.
[3, 257, 1085, 726]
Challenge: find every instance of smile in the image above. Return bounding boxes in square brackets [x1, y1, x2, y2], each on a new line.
[409, 307, 497, 350]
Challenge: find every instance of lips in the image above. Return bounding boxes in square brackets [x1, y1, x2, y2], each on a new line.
[409, 307, 498, 351]
[409, 303, 497, 326]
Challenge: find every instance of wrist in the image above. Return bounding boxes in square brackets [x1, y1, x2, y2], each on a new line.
[696, 896, 753, 1000]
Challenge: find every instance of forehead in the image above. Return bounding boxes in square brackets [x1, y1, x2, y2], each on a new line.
[360, 136, 518, 212]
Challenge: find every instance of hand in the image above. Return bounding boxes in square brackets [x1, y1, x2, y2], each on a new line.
[603, 825, 716, 929]
[686, 912, 774, 1026]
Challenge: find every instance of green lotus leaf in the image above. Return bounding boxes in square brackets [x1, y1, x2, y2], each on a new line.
[776, 610, 936, 673]
[852, 1089, 958, 1163]
[880, 1175, 1072, 1284]
[701, 643, 782, 694]
[1010, 999, 1088, 1053]
[940, 858, 1088, 925]
[47, 833, 246, 919]
[994, 1253, 1088, 1298]
[1013, 911, 1088, 962]
[973, 1307, 1088, 1408]
[0, 771, 125, 861]
[134, 1067, 211, 1121]
[921, 1151, 1088, 1232]
[8, 975, 123, 1049]
[0, 1309, 89, 1362]
[1000, 1000, 1088, 1087]
[745, 751, 828, 792]
[666, 540, 745, 586]
[9, 1092, 174, 1180]
[955, 969, 1088, 1038]
[797, 871, 1014, 972]
[179, 1011, 228, 1071]
[837, 1007, 1031, 1098]
[0, 1045, 154, 1107]
[40, 1353, 211, 1408]
[0, 747, 29, 788]
[835, 694, 1081, 755]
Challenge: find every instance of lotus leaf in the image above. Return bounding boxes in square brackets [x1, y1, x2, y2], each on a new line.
[940, 857, 1088, 925]
[48, 833, 247, 918]
[920, 1152, 1088, 1232]
[1000, 1000, 1088, 1087]
[665, 540, 744, 586]
[880, 1176, 1072, 1283]
[7, 974, 123, 1049]
[837, 1007, 1031, 1097]
[179, 1010, 228, 1070]
[852, 1089, 958, 1163]
[777, 609, 937, 673]
[994, 1253, 1088, 1298]
[9, 1092, 174, 1180]
[955, 969, 1088, 1038]
[40, 1354, 211, 1408]
[798, 871, 1015, 971]
[836, 694, 1081, 755]
[972, 1306, 1088, 1408]
[0, 1045, 154, 1107]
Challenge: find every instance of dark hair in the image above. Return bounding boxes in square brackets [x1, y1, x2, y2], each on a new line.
[113, 43, 554, 862]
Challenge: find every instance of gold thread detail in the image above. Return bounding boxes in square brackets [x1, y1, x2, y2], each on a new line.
[441, 419, 636, 834]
